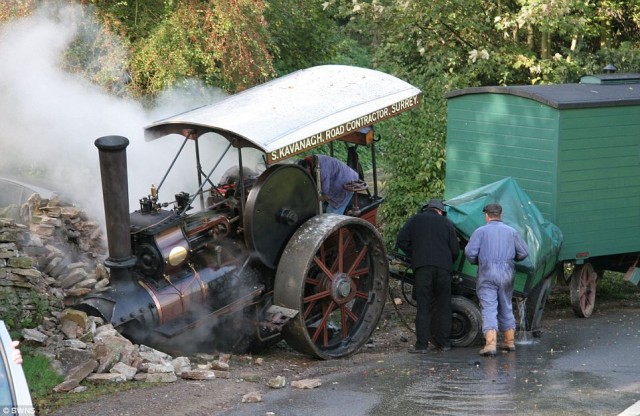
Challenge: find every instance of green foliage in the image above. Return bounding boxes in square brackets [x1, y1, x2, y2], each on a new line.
[3, 0, 640, 242]
[376, 75, 448, 248]
[331, 0, 640, 247]
[128, 0, 275, 97]
[0, 0, 36, 22]
[1, 292, 50, 331]
[62, 6, 131, 96]
[597, 271, 640, 299]
[88, 0, 175, 43]
[265, 0, 343, 75]
[22, 348, 64, 400]
[25, 346, 144, 414]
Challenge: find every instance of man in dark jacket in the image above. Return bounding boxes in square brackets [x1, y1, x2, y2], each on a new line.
[397, 199, 460, 353]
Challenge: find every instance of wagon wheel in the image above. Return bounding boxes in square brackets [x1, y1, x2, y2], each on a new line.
[570, 263, 597, 318]
[524, 272, 556, 333]
[449, 296, 482, 347]
[274, 214, 389, 359]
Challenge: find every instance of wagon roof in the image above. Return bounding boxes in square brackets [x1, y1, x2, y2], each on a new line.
[445, 76, 640, 110]
[145, 65, 421, 164]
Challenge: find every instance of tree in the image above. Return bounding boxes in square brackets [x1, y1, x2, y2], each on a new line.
[0, 0, 35, 23]
[332, 0, 640, 246]
[127, 0, 275, 97]
[264, 0, 342, 75]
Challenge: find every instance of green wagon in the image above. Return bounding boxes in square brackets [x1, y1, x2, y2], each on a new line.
[444, 71, 640, 319]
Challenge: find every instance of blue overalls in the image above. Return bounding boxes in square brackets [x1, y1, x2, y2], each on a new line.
[464, 220, 529, 333]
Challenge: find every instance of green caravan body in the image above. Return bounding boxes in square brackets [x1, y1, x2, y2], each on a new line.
[444, 73, 640, 275]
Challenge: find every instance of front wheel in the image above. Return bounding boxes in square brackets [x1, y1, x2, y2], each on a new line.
[524, 273, 555, 332]
[450, 296, 482, 347]
[274, 214, 389, 359]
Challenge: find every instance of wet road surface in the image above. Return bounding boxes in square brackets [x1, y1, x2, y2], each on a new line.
[219, 307, 640, 416]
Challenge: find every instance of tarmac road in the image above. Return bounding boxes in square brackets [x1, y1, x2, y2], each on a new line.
[219, 305, 640, 416]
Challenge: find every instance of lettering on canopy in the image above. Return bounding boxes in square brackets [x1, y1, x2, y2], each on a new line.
[267, 93, 421, 163]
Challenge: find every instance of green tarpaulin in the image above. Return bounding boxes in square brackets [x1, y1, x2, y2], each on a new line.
[445, 177, 563, 292]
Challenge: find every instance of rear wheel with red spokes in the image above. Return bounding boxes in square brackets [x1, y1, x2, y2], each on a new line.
[274, 214, 389, 359]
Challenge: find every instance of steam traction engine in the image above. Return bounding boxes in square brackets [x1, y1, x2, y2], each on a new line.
[77, 65, 421, 359]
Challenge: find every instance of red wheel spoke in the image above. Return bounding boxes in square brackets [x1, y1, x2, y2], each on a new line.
[350, 266, 370, 278]
[318, 244, 326, 264]
[310, 302, 337, 344]
[338, 228, 345, 273]
[354, 290, 369, 300]
[305, 277, 321, 285]
[303, 299, 317, 320]
[341, 305, 359, 332]
[347, 246, 368, 276]
[303, 290, 331, 303]
[313, 255, 334, 281]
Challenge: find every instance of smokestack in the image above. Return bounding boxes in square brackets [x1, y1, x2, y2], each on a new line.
[95, 135, 136, 282]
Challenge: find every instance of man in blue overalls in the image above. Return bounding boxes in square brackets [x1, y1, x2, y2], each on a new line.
[464, 203, 529, 356]
[298, 155, 358, 215]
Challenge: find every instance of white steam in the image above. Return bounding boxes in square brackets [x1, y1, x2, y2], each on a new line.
[0, 3, 262, 220]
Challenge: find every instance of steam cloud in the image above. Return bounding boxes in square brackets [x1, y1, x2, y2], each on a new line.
[0, 3, 260, 219]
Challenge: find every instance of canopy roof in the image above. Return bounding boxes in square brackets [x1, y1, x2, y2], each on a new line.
[145, 65, 421, 163]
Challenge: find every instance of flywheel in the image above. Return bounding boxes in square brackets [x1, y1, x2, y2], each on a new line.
[244, 164, 319, 269]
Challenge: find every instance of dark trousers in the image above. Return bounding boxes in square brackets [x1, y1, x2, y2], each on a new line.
[414, 265, 452, 348]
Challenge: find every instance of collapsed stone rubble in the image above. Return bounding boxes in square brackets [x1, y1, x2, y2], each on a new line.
[0, 194, 236, 391]
[1, 193, 320, 400]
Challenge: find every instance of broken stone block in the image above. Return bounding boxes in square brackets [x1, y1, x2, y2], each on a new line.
[180, 370, 216, 380]
[21, 328, 48, 343]
[267, 376, 286, 389]
[62, 339, 87, 349]
[110, 362, 138, 380]
[86, 373, 127, 384]
[210, 359, 230, 371]
[291, 378, 322, 389]
[56, 348, 93, 376]
[93, 279, 109, 290]
[172, 356, 191, 375]
[60, 309, 89, 330]
[74, 278, 97, 289]
[212, 370, 230, 379]
[92, 334, 137, 372]
[60, 269, 88, 289]
[53, 359, 98, 392]
[240, 372, 261, 383]
[144, 372, 178, 383]
[95, 324, 118, 337]
[60, 319, 79, 339]
[64, 287, 92, 297]
[241, 391, 263, 403]
[142, 363, 174, 374]
[138, 345, 172, 363]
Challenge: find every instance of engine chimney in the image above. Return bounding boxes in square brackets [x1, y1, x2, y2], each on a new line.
[95, 136, 136, 283]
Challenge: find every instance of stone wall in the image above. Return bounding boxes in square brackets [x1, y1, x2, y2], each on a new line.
[0, 192, 108, 330]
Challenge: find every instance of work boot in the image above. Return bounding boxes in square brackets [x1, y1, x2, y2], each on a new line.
[479, 329, 497, 357]
[501, 329, 516, 352]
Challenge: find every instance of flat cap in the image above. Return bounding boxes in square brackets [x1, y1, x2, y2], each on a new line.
[483, 203, 502, 215]
[426, 199, 445, 212]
